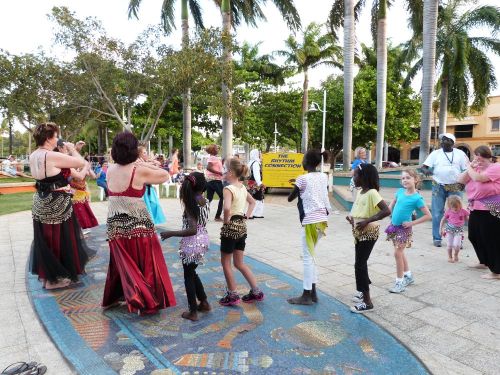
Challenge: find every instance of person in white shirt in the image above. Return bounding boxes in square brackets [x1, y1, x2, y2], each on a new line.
[248, 149, 265, 218]
[422, 133, 469, 247]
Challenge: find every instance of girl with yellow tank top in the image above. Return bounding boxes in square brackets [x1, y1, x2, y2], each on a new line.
[218, 158, 265, 306]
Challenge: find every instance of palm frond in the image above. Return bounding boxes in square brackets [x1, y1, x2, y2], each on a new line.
[459, 6, 500, 34]
[160, 0, 177, 34]
[269, 0, 301, 31]
[189, 0, 205, 29]
[128, 0, 142, 20]
[403, 58, 423, 88]
[469, 37, 500, 55]
[327, 0, 366, 39]
[468, 46, 496, 112]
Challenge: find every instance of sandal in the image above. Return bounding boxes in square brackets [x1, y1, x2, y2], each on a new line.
[2, 362, 46, 375]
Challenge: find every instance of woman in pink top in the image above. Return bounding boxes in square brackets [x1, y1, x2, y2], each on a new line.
[170, 148, 179, 176]
[205, 144, 224, 221]
[458, 146, 500, 279]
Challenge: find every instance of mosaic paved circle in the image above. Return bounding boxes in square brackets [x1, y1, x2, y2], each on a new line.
[28, 225, 429, 374]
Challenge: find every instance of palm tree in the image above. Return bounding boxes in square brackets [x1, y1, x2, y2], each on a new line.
[128, 0, 205, 167]
[436, 2, 500, 133]
[130, 0, 301, 160]
[404, 1, 500, 150]
[219, 0, 301, 158]
[277, 23, 341, 153]
[419, 0, 439, 163]
[329, 0, 392, 169]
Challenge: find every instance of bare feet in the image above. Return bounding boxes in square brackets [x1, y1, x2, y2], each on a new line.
[448, 258, 454, 263]
[45, 278, 71, 290]
[480, 273, 500, 280]
[182, 310, 199, 321]
[197, 300, 211, 312]
[470, 264, 488, 269]
[453, 255, 459, 263]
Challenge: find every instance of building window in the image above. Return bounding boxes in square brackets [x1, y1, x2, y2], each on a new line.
[454, 124, 473, 139]
[492, 145, 500, 157]
[492, 119, 500, 132]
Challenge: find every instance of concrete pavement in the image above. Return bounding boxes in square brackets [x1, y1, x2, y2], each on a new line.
[1, 194, 499, 374]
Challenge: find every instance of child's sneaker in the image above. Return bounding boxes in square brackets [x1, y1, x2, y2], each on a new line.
[242, 289, 264, 303]
[403, 274, 414, 286]
[219, 291, 241, 306]
[350, 302, 374, 313]
[352, 291, 364, 302]
[389, 281, 406, 293]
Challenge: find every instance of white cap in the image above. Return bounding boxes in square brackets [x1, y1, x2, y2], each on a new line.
[439, 133, 456, 143]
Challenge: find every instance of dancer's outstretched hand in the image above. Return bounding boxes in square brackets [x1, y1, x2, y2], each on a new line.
[160, 231, 173, 240]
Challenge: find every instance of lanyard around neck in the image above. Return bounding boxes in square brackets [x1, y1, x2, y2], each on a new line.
[443, 149, 454, 165]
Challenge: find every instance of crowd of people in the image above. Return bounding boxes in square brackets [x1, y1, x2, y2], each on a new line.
[27, 123, 499, 322]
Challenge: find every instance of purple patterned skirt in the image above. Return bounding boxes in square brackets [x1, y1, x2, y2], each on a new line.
[179, 226, 210, 265]
[479, 195, 500, 219]
[385, 224, 413, 247]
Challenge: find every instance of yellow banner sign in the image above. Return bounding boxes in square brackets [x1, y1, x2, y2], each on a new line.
[262, 153, 305, 188]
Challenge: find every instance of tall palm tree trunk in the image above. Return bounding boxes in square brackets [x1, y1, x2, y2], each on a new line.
[375, 0, 387, 170]
[181, 0, 192, 167]
[221, 0, 233, 159]
[438, 77, 448, 134]
[343, 0, 355, 171]
[301, 68, 309, 153]
[419, 0, 439, 164]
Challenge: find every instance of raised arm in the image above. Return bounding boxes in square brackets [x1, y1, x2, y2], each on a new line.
[49, 144, 86, 169]
[466, 165, 491, 183]
[160, 215, 197, 240]
[136, 163, 170, 185]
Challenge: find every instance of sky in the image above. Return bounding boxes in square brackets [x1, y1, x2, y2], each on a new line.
[1, 0, 499, 130]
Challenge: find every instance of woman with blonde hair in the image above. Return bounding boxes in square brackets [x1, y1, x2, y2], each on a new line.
[350, 147, 368, 200]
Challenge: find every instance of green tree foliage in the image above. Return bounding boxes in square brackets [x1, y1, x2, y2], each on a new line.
[308, 45, 420, 158]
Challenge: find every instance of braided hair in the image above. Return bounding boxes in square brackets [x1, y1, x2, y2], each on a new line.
[180, 172, 207, 220]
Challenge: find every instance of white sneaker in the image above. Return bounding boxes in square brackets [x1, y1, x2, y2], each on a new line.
[403, 274, 414, 286]
[389, 281, 406, 294]
[352, 291, 364, 302]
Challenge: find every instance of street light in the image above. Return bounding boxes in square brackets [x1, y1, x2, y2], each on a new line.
[273, 122, 280, 152]
[308, 89, 327, 173]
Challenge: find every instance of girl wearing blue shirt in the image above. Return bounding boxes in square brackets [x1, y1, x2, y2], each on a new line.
[386, 169, 431, 293]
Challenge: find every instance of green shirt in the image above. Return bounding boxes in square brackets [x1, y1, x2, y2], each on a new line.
[351, 189, 383, 219]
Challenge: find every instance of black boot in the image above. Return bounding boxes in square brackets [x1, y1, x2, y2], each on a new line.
[311, 283, 318, 303]
[287, 290, 313, 305]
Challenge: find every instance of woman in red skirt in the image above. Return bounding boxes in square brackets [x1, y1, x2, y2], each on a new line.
[56, 139, 99, 230]
[102, 132, 176, 315]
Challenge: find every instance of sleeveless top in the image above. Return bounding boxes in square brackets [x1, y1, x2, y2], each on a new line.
[33, 152, 73, 224]
[107, 167, 154, 240]
[182, 200, 210, 230]
[224, 184, 247, 216]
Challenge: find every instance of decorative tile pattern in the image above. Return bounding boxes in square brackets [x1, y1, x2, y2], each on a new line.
[28, 225, 429, 374]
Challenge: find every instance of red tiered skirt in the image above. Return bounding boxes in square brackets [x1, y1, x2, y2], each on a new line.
[73, 200, 98, 229]
[102, 234, 176, 314]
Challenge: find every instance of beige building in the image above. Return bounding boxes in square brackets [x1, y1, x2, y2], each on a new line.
[395, 95, 500, 162]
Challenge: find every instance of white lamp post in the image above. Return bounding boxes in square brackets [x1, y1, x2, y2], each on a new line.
[274, 122, 280, 152]
[308, 89, 327, 173]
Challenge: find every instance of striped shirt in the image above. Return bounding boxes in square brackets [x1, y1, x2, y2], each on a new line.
[296, 173, 330, 225]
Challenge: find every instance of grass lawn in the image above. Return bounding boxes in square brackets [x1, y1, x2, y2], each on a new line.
[0, 176, 35, 183]
[0, 180, 103, 216]
[0, 192, 35, 215]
